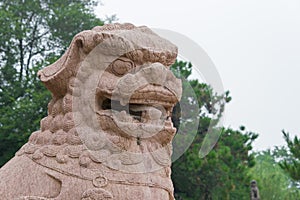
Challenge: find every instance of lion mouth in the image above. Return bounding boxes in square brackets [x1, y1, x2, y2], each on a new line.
[96, 85, 177, 139]
[101, 98, 169, 123]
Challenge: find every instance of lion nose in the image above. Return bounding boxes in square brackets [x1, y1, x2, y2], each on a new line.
[141, 62, 167, 85]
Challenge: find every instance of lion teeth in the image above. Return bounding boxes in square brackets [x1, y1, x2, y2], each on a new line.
[130, 105, 163, 122]
[114, 110, 134, 123]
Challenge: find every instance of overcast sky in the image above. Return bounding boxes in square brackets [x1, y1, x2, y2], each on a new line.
[95, 0, 300, 150]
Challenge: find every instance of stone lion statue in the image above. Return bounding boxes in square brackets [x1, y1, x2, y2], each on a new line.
[0, 23, 182, 200]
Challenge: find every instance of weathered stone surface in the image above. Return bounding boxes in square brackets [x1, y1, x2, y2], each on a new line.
[0, 23, 181, 200]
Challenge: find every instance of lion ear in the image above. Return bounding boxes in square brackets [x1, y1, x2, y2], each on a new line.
[37, 31, 94, 97]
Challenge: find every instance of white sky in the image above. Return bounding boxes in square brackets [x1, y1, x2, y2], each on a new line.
[95, 0, 300, 150]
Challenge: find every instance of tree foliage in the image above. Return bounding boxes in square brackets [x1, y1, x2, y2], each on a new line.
[279, 131, 300, 184]
[171, 61, 258, 200]
[249, 148, 300, 199]
[0, 0, 104, 166]
[0, 3, 262, 199]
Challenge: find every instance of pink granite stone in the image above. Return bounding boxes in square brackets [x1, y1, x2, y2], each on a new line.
[0, 23, 182, 200]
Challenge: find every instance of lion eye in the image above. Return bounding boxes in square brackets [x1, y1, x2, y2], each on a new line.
[111, 58, 135, 76]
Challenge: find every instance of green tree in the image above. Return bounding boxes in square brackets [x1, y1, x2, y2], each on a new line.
[0, 0, 104, 166]
[279, 131, 300, 185]
[171, 61, 258, 200]
[249, 148, 300, 200]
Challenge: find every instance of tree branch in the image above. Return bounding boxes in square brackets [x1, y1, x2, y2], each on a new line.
[25, 20, 39, 78]
[18, 38, 24, 82]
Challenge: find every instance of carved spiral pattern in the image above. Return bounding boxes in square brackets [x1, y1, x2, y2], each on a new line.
[40, 116, 52, 132]
[51, 99, 63, 117]
[50, 114, 64, 133]
[67, 128, 82, 145]
[52, 130, 67, 145]
[63, 93, 73, 114]
[36, 130, 52, 145]
[63, 112, 75, 132]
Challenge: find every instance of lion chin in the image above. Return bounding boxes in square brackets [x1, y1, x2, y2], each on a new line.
[0, 23, 181, 200]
